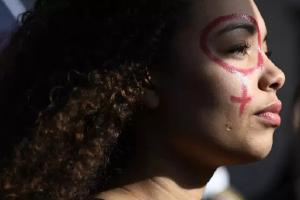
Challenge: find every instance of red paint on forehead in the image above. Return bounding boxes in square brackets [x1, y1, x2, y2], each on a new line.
[200, 14, 263, 76]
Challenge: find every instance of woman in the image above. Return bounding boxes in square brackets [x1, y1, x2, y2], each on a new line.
[0, 0, 285, 199]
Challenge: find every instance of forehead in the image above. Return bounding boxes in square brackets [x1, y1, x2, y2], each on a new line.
[187, 0, 267, 35]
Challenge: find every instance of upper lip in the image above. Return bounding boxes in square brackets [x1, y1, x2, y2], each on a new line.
[255, 101, 282, 115]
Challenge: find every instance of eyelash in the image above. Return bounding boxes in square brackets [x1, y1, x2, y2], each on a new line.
[227, 42, 251, 56]
[227, 43, 273, 59]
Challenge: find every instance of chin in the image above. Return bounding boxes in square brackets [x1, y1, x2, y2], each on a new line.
[239, 147, 272, 164]
[233, 132, 274, 164]
[217, 132, 274, 166]
[223, 147, 272, 166]
[248, 141, 273, 161]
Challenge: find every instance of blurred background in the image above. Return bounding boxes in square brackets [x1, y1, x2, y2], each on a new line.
[0, 0, 34, 31]
[0, 0, 299, 199]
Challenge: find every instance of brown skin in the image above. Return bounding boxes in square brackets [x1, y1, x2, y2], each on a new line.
[97, 0, 285, 199]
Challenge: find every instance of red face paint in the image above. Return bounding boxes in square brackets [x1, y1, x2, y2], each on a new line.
[200, 14, 264, 116]
[200, 14, 264, 76]
[230, 85, 252, 116]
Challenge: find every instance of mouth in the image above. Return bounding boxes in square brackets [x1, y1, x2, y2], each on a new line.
[254, 101, 282, 127]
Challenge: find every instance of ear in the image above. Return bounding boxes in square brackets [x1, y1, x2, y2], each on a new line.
[142, 70, 161, 109]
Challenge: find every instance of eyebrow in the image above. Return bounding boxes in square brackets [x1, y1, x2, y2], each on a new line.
[217, 23, 257, 36]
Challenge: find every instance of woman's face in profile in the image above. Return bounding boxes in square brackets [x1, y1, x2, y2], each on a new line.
[149, 0, 285, 166]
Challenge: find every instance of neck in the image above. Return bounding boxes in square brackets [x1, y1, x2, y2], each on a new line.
[119, 176, 206, 200]
[97, 134, 216, 200]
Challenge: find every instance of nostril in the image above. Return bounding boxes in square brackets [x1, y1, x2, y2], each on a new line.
[258, 74, 285, 92]
[259, 63, 285, 91]
[270, 82, 280, 91]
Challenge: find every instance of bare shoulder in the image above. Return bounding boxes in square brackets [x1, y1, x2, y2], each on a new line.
[94, 188, 137, 200]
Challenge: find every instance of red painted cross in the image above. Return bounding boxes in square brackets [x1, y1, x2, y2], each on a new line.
[230, 85, 252, 116]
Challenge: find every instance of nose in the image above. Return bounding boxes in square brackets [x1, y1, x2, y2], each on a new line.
[258, 58, 285, 92]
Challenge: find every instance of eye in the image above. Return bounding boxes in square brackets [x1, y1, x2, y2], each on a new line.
[227, 42, 251, 56]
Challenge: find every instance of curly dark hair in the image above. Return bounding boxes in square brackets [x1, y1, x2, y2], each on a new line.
[0, 0, 192, 199]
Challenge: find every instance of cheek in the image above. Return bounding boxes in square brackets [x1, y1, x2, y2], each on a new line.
[161, 61, 242, 139]
[182, 57, 243, 115]
[160, 28, 259, 155]
[158, 61, 268, 165]
[187, 74, 240, 138]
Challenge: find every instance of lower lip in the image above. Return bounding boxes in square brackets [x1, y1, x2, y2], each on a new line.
[256, 112, 281, 127]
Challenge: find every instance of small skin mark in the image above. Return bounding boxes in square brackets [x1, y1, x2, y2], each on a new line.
[225, 123, 233, 132]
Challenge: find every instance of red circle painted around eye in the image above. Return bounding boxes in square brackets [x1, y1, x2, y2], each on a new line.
[200, 14, 264, 76]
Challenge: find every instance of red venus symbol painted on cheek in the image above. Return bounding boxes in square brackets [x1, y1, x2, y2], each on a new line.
[200, 14, 264, 116]
[231, 85, 252, 116]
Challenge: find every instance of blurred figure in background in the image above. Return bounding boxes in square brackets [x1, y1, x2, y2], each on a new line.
[292, 84, 300, 200]
[294, 86, 300, 134]
[0, 0, 34, 159]
[204, 167, 244, 200]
